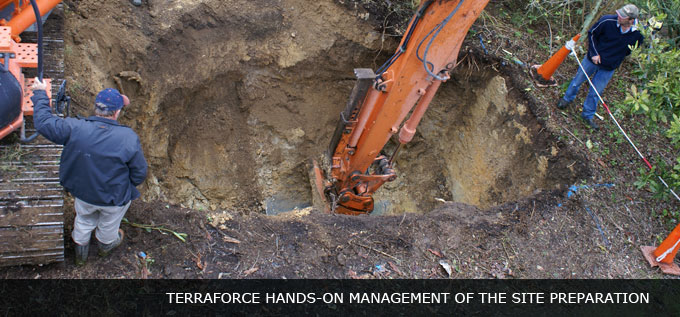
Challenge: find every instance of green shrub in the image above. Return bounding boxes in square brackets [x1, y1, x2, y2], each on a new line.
[622, 5, 680, 200]
[624, 29, 680, 123]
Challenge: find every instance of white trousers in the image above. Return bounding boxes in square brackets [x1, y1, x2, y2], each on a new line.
[72, 198, 131, 245]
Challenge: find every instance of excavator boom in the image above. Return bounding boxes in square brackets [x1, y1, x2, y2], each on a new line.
[314, 0, 489, 215]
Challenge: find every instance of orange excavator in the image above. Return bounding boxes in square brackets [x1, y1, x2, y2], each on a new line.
[0, 0, 64, 142]
[313, 0, 489, 215]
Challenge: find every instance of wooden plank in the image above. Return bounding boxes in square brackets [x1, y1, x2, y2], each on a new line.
[0, 251, 64, 267]
[0, 237, 63, 253]
[0, 225, 63, 256]
[0, 147, 62, 166]
[0, 144, 63, 149]
[0, 170, 61, 181]
[0, 207, 63, 227]
[2, 184, 61, 194]
[0, 202, 63, 210]
[0, 197, 63, 206]
[0, 181, 62, 193]
[0, 194, 63, 201]
[0, 186, 62, 194]
[0, 225, 62, 237]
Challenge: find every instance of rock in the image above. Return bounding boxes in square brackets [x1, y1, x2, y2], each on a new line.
[336, 253, 346, 266]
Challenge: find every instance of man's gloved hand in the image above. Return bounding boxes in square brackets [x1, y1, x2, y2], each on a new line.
[565, 39, 576, 51]
[31, 77, 47, 91]
[591, 55, 601, 64]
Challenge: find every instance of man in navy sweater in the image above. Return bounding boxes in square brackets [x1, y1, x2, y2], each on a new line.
[31, 79, 148, 266]
[557, 4, 644, 130]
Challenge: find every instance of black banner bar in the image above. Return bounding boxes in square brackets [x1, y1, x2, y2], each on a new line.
[0, 279, 676, 315]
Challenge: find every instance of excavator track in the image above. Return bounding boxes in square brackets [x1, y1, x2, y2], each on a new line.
[0, 4, 65, 267]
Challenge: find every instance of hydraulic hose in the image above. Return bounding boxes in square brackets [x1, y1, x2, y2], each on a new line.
[21, 0, 44, 143]
[375, 0, 433, 79]
[421, 0, 464, 80]
[30, 0, 44, 82]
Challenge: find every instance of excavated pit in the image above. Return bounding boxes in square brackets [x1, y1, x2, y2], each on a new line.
[139, 61, 581, 215]
[64, 0, 584, 215]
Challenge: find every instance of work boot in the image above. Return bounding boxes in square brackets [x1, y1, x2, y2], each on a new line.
[582, 117, 599, 131]
[556, 99, 570, 110]
[98, 229, 125, 257]
[74, 243, 89, 267]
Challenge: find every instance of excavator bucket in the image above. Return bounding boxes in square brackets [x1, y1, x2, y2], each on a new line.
[308, 159, 330, 213]
[326, 68, 375, 160]
[309, 69, 376, 215]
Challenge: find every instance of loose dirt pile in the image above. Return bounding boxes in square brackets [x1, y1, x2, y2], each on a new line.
[0, 0, 664, 278]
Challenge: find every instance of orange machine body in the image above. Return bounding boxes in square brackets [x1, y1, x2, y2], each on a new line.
[0, 0, 58, 140]
[2, 0, 60, 41]
[317, 0, 489, 215]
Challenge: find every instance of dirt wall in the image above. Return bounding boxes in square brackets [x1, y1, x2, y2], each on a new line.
[65, 0, 383, 211]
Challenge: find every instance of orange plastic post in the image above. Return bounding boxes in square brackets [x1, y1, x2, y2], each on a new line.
[641, 222, 680, 275]
[537, 34, 581, 80]
[530, 34, 581, 87]
[653, 224, 680, 264]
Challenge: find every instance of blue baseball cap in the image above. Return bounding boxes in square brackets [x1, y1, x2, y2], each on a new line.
[95, 88, 130, 111]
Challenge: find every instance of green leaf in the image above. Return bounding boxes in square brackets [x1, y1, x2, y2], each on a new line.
[586, 139, 593, 149]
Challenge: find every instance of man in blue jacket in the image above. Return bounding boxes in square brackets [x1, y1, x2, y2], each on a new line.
[31, 79, 148, 266]
[556, 4, 644, 130]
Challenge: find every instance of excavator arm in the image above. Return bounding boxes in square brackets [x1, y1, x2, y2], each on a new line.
[314, 0, 489, 215]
